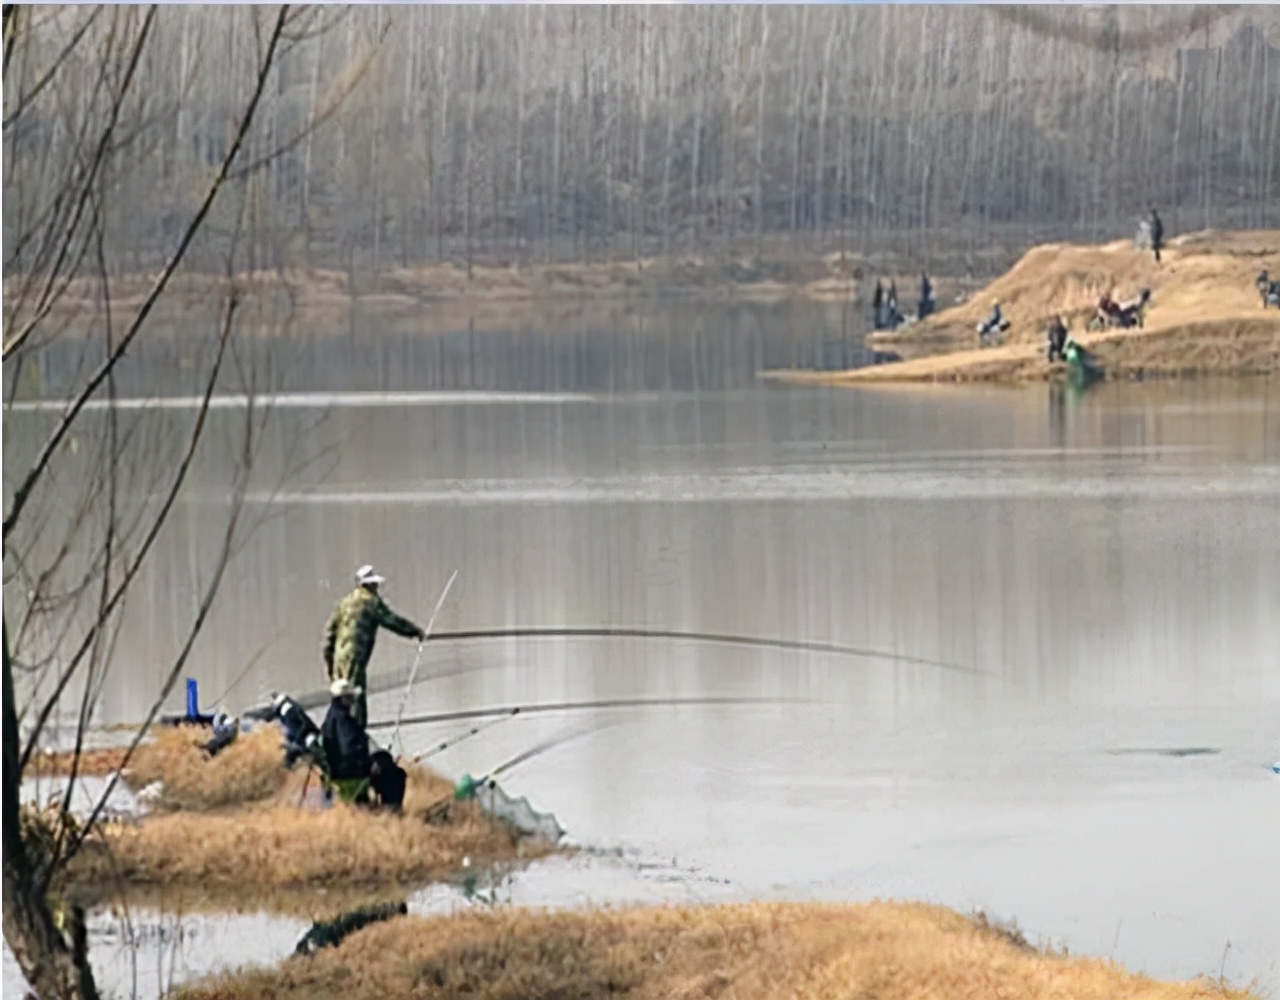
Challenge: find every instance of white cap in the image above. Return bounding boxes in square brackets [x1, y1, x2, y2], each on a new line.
[330, 677, 362, 699]
[355, 564, 385, 587]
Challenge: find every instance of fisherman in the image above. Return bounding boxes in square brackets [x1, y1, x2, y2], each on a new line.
[323, 564, 426, 727]
[1149, 207, 1164, 264]
[1120, 288, 1152, 328]
[1258, 269, 1280, 309]
[1092, 291, 1120, 329]
[887, 280, 901, 327]
[978, 299, 1005, 343]
[872, 280, 885, 329]
[1046, 314, 1068, 363]
[271, 692, 321, 768]
[197, 712, 239, 758]
[917, 271, 935, 320]
[321, 678, 373, 784]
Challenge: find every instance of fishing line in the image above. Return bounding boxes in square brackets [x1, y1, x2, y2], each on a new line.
[423, 627, 991, 678]
[266, 624, 988, 717]
[390, 569, 458, 754]
[422, 720, 614, 822]
[370, 694, 817, 732]
[484, 720, 610, 781]
[409, 708, 521, 763]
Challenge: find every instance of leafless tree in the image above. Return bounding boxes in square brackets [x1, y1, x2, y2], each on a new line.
[2, 7, 369, 998]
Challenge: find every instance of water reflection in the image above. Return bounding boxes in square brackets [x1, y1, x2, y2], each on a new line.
[295, 900, 408, 956]
[5, 308, 1279, 995]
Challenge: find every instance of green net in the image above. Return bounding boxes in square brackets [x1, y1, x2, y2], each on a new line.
[455, 773, 565, 843]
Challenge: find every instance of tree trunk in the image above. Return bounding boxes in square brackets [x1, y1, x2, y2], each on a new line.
[549, 83, 561, 262]
[631, 8, 647, 264]
[513, 6, 527, 268]
[754, 9, 769, 254]
[814, 24, 834, 240]
[4, 621, 101, 1000]
[661, 29, 676, 256]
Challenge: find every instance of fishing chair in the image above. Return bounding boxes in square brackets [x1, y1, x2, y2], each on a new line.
[270, 694, 375, 807]
[322, 774, 373, 806]
[298, 736, 373, 805]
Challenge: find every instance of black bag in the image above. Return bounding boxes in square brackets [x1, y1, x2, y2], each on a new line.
[369, 750, 407, 811]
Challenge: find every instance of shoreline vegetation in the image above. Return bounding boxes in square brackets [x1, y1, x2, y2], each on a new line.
[26, 729, 548, 911]
[762, 229, 1280, 384]
[26, 730, 1266, 999]
[172, 900, 1261, 1000]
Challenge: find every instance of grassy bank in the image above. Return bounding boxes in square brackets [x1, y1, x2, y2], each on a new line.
[173, 900, 1260, 1000]
[763, 230, 1280, 384]
[32, 728, 553, 902]
[31, 726, 290, 808]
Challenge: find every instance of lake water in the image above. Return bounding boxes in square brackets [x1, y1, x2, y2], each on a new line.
[5, 305, 1279, 997]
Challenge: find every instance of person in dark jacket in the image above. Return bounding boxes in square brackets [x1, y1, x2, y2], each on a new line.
[198, 713, 239, 758]
[321, 678, 372, 781]
[917, 272, 935, 320]
[369, 749, 407, 813]
[872, 280, 885, 329]
[323, 565, 426, 727]
[1046, 314, 1069, 363]
[1149, 207, 1164, 264]
[271, 692, 321, 767]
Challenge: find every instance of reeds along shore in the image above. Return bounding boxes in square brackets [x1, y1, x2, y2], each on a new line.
[172, 901, 1263, 1000]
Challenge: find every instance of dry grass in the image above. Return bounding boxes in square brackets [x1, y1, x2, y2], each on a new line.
[29, 746, 131, 778]
[27, 725, 290, 804]
[35, 723, 553, 900]
[173, 900, 1261, 1000]
[120, 726, 293, 812]
[766, 230, 1280, 384]
[66, 760, 547, 895]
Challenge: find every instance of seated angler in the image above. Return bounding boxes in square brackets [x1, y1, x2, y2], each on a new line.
[1258, 270, 1279, 309]
[978, 300, 1006, 342]
[321, 678, 373, 790]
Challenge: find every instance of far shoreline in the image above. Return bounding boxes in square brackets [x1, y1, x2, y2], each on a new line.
[761, 229, 1280, 386]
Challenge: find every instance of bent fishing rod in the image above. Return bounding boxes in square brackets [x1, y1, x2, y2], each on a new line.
[424, 627, 988, 678]
[275, 625, 990, 716]
[409, 708, 522, 763]
[368, 694, 819, 732]
[423, 721, 611, 821]
[390, 569, 458, 754]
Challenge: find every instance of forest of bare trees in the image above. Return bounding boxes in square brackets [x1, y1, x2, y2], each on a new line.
[5, 5, 1280, 278]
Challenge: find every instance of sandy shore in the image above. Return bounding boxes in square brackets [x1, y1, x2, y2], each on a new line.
[762, 230, 1280, 384]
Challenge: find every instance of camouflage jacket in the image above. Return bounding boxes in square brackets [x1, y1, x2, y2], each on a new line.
[323, 587, 423, 683]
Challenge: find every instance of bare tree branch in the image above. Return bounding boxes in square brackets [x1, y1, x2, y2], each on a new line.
[3, 4, 289, 538]
[3, 5, 158, 361]
[17, 289, 241, 776]
[2, 6, 102, 131]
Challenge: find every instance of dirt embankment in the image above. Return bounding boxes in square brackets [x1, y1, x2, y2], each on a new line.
[173, 900, 1260, 1000]
[763, 230, 1280, 384]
